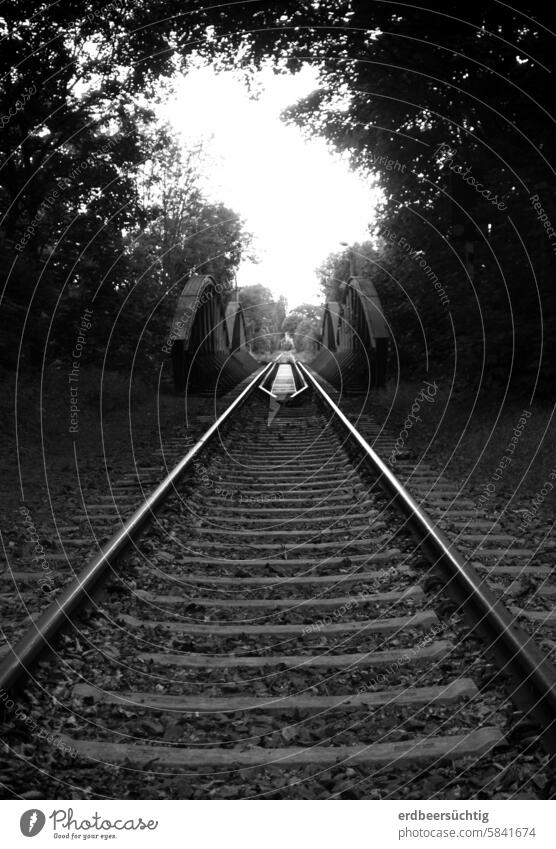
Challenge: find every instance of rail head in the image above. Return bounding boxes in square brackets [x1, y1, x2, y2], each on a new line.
[297, 360, 556, 752]
[0, 362, 274, 693]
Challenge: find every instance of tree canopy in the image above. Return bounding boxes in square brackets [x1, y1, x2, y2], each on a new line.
[238, 284, 287, 353]
[0, 3, 256, 371]
[282, 303, 323, 352]
[270, 2, 554, 395]
[2, 2, 553, 393]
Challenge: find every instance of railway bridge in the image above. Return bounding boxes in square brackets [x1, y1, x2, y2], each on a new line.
[169, 272, 391, 394]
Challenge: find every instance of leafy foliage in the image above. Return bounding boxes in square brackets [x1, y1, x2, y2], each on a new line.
[2, 1, 553, 394]
[264, 2, 555, 395]
[282, 303, 323, 352]
[0, 3, 255, 372]
[238, 285, 287, 353]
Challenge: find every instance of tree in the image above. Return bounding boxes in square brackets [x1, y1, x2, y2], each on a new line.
[0, 1, 265, 366]
[266, 3, 555, 395]
[282, 303, 323, 352]
[238, 285, 286, 353]
[4, 1, 553, 392]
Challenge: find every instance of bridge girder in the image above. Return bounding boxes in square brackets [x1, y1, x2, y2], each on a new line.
[169, 275, 258, 394]
[312, 276, 390, 392]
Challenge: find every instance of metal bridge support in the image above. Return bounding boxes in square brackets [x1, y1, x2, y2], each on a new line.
[311, 276, 390, 393]
[169, 275, 259, 394]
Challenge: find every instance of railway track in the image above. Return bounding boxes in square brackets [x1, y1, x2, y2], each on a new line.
[1, 361, 556, 799]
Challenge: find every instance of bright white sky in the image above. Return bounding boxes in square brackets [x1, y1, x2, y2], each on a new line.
[159, 63, 381, 307]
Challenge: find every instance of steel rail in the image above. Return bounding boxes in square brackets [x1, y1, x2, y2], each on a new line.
[258, 362, 279, 399]
[290, 360, 308, 399]
[0, 362, 274, 693]
[298, 361, 556, 751]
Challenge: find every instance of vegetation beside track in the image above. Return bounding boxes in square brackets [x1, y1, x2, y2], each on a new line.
[364, 380, 556, 521]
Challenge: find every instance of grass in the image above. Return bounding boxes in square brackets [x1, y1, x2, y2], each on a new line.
[366, 378, 556, 515]
[0, 363, 198, 521]
[2, 362, 554, 524]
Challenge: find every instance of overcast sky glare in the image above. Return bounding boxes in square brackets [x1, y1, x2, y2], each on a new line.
[159, 63, 381, 307]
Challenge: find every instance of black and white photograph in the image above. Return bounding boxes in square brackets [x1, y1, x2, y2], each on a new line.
[1, 0, 556, 840]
